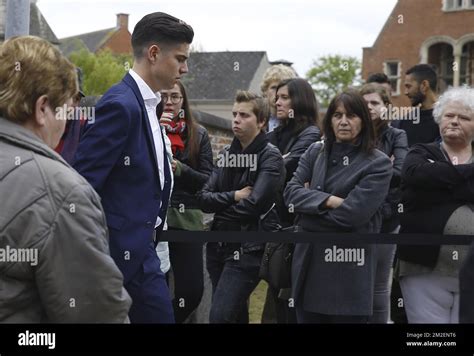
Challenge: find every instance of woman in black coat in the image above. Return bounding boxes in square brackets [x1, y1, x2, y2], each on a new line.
[263, 78, 321, 323]
[267, 78, 321, 192]
[284, 90, 392, 323]
[397, 86, 474, 323]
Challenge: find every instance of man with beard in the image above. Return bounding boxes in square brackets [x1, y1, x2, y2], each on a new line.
[390, 64, 440, 324]
[392, 64, 440, 146]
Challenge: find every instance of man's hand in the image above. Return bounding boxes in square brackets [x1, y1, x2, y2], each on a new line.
[324, 195, 344, 209]
[171, 159, 178, 173]
[234, 186, 252, 202]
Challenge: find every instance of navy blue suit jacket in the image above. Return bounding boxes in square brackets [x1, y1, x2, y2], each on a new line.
[74, 73, 171, 284]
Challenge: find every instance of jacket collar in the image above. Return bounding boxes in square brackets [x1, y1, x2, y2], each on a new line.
[0, 116, 69, 166]
[331, 137, 362, 156]
[229, 131, 269, 155]
[128, 69, 161, 108]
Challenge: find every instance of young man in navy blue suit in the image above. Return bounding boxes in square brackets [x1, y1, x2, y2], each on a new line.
[74, 12, 194, 323]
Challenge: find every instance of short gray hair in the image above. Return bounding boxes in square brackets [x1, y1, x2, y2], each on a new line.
[433, 86, 474, 124]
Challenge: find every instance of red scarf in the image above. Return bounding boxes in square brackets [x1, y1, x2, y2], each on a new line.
[162, 118, 186, 155]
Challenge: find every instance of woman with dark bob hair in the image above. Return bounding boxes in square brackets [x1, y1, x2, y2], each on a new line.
[284, 90, 392, 323]
[264, 77, 320, 323]
[268, 78, 321, 184]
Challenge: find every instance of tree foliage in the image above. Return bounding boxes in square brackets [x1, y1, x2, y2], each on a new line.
[306, 55, 361, 108]
[68, 49, 133, 96]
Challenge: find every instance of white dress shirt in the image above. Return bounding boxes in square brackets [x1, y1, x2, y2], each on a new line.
[129, 69, 169, 228]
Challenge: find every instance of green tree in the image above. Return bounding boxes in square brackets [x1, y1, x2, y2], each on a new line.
[68, 49, 133, 96]
[306, 55, 361, 108]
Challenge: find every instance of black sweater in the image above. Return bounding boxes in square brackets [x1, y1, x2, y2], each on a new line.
[392, 109, 440, 147]
[398, 142, 474, 267]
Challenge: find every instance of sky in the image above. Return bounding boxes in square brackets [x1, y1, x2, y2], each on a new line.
[36, 0, 398, 75]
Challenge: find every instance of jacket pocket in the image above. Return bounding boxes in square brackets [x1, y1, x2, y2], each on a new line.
[105, 211, 126, 231]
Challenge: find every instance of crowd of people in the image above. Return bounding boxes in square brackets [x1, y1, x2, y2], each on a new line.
[1, 11, 474, 324]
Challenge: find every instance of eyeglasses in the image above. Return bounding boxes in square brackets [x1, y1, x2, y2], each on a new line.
[161, 94, 183, 104]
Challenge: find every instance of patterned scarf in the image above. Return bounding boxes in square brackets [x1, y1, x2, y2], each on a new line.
[162, 118, 186, 155]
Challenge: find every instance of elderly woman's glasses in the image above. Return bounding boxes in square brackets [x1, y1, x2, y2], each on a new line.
[162, 94, 183, 104]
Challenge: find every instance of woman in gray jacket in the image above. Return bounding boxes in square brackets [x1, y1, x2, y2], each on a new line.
[284, 90, 392, 323]
[0, 36, 131, 323]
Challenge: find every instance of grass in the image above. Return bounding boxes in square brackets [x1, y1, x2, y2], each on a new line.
[249, 280, 268, 323]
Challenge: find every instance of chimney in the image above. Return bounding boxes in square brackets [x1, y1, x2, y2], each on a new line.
[116, 13, 129, 30]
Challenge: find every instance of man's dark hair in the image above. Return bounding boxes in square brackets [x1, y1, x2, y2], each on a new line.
[367, 72, 390, 85]
[405, 64, 438, 91]
[131, 12, 194, 58]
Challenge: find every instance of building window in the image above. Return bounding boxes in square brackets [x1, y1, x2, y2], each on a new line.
[383, 61, 401, 95]
[461, 42, 474, 86]
[444, 0, 474, 10]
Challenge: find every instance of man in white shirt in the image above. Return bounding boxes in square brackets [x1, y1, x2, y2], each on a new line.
[74, 12, 193, 323]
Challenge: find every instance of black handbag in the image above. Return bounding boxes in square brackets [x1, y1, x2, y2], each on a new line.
[259, 240, 295, 290]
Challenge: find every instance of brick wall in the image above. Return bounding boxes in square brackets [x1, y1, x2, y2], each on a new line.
[362, 0, 474, 107]
[202, 125, 233, 161]
[101, 28, 132, 55]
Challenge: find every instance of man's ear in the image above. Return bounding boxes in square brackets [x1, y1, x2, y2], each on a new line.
[420, 79, 430, 93]
[147, 44, 161, 62]
[34, 95, 49, 126]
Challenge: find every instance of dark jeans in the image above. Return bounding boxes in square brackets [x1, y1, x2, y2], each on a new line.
[206, 242, 262, 323]
[296, 306, 368, 323]
[169, 240, 204, 323]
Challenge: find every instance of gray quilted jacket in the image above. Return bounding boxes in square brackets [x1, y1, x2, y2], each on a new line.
[0, 117, 131, 322]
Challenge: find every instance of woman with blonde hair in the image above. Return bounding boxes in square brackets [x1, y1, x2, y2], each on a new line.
[0, 36, 130, 322]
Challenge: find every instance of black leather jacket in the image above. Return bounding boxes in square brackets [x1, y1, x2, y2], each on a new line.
[171, 125, 213, 210]
[198, 135, 285, 251]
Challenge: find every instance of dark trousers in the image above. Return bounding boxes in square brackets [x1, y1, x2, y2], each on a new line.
[206, 242, 262, 323]
[169, 240, 204, 323]
[370, 244, 396, 323]
[296, 306, 368, 323]
[125, 241, 175, 323]
[391, 247, 408, 324]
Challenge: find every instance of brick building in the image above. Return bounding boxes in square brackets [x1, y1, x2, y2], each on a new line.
[363, 0, 474, 107]
[60, 13, 132, 56]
